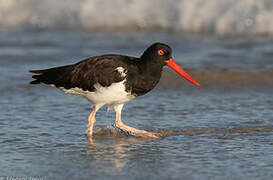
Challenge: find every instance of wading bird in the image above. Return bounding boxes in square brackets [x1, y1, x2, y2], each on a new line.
[30, 43, 200, 139]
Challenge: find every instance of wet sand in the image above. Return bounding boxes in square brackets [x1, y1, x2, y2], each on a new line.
[89, 125, 273, 139]
[160, 68, 273, 88]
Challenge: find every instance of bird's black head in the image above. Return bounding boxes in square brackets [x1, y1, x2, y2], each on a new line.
[140, 42, 172, 66]
[140, 42, 200, 87]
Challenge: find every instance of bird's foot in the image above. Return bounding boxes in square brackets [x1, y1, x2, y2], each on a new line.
[115, 124, 161, 139]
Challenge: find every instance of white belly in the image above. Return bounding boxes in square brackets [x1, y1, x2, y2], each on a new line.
[60, 80, 135, 106]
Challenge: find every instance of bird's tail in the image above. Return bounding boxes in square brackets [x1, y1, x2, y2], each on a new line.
[29, 69, 47, 84]
[29, 65, 74, 87]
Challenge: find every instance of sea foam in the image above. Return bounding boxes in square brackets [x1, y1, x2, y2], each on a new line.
[1, 0, 273, 36]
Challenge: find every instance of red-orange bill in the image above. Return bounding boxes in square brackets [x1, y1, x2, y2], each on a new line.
[165, 58, 200, 86]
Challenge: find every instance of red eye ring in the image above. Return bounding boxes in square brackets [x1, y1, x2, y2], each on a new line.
[158, 49, 164, 56]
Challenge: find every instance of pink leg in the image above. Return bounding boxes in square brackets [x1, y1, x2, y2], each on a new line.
[114, 104, 160, 139]
[86, 104, 103, 137]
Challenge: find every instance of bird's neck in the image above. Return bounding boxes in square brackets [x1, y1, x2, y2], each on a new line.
[139, 56, 163, 77]
[127, 57, 163, 96]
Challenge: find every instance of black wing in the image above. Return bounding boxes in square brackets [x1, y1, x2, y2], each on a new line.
[29, 55, 133, 92]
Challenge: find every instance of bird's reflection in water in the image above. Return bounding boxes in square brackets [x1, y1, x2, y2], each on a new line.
[85, 125, 163, 172]
[87, 138, 145, 171]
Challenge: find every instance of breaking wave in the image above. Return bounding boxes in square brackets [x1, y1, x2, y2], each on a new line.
[1, 0, 273, 36]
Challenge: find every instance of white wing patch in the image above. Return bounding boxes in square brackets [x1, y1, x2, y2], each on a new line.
[116, 67, 127, 78]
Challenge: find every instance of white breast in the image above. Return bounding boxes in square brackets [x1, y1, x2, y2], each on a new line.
[60, 79, 135, 106]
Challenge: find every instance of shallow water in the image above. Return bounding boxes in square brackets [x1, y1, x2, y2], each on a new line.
[0, 30, 273, 179]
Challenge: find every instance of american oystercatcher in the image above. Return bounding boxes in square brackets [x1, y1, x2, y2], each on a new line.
[29, 42, 200, 139]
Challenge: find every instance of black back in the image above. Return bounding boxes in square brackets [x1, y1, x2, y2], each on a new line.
[30, 55, 136, 91]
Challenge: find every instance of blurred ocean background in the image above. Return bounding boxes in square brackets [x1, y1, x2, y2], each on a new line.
[0, 0, 273, 180]
[1, 0, 273, 36]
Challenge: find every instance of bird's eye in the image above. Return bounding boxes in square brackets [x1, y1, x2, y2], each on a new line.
[157, 49, 165, 56]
